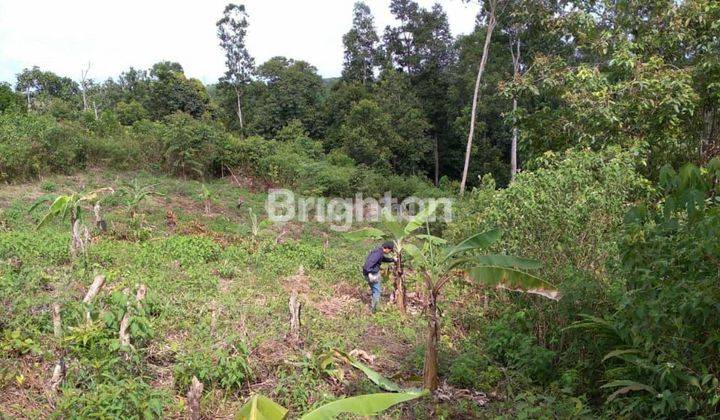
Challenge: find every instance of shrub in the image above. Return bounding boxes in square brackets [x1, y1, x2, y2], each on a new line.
[174, 342, 252, 391]
[56, 378, 167, 419]
[0, 113, 88, 181]
[161, 112, 229, 178]
[578, 160, 720, 417]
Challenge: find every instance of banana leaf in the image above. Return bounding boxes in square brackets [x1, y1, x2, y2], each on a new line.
[467, 266, 561, 300]
[443, 229, 502, 261]
[300, 390, 428, 420]
[235, 395, 288, 420]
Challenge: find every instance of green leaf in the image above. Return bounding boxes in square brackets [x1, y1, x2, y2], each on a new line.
[601, 380, 657, 402]
[28, 194, 57, 213]
[334, 350, 404, 392]
[443, 229, 502, 261]
[342, 227, 385, 241]
[381, 208, 405, 240]
[235, 395, 288, 420]
[403, 201, 438, 235]
[602, 348, 641, 362]
[467, 266, 561, 300]
[402, 243, 422, 261]
[416, 234, 447, 245]
[300, 391, 428, 420]
[465, 254, 541, 270]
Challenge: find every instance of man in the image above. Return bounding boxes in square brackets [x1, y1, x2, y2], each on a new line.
[362, 242, 397, 313]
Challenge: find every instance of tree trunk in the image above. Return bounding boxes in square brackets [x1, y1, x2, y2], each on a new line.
[459, 4, 497, 196]
[235, 86, 244, 137]
[510, 35, 521, 182]
[510, 97, 518, 182]
[422, 290, 440, 390]
[433, 136, 440, 186]
[393, 253, 406, 313]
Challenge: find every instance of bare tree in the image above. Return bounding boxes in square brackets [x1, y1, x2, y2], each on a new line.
[460, 0, 499, 196]
[80, 62, 91, 112]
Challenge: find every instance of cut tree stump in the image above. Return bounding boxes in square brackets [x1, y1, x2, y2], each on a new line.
[48, 302, 65, 397]
[186, 376, 203, 420]
[289, 289, 301, 340]
[119, 284, 147, 349]
[83, 275, 106, 322]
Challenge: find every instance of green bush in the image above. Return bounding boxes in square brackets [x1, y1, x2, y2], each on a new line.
[174, 341, 252, 391]
[56, 378, 167, 419]
[161, 112, 229, 178]
[578, 160, 720, 417]
[0, 113, 88, 181]
[485, 312, 556, 383]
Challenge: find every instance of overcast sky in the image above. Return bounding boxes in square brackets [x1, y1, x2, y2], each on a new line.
[0, 0, 480, 85]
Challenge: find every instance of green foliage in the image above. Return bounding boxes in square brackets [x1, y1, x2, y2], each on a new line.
[161, 112, 228, 178]
[56, 378, 167, 419]
[486, 312, 556, 383]
[0, 113, 88, 181]
[0, 82, 25, 114]
[116, 100, 149, 126]
[570, 159, 720, 417]
[174, 342, 252, 391]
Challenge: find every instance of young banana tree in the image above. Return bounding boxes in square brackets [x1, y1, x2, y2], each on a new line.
[117, 179, 163, 220]
[30, 188, 114, 258]
[344, 202, 439, 313]
[30, 188, 114, 228]
[403, 227, 561, 390]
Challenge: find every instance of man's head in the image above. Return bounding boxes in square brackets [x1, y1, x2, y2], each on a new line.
[382, 241, 395, 253]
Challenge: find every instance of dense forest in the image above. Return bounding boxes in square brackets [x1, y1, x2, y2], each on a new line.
[1, 0, 719, 418]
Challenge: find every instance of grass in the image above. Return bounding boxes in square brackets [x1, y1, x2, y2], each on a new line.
[0, 170, 491, 418]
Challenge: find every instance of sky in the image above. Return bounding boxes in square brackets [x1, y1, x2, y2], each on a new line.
[0, 0, 480, 86]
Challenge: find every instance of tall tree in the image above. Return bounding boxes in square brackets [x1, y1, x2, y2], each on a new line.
[460, 0, 499, 196]
[342, 2, 382, 85]
[383, 0, 456, 180]
[217, 3, 255, 135]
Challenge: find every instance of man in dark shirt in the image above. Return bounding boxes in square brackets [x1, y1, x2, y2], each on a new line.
[363, 242, 397, 313]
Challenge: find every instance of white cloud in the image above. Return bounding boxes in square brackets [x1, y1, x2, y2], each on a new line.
[0, 0, 480, 85]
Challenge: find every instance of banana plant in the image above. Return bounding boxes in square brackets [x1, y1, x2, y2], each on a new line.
[30, 188, 114, 229]
[117, 179, 163, 220]
[403, 224, 561, 390]
[343, 201, 439, 312]
[199, 183, 215, 216]
[30, 188, 114, 259]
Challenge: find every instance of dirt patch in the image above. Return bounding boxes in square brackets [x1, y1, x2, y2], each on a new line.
[313, 294, 360, 319]
[360, 325, 412, 372]
[251, 338, 293, 381]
